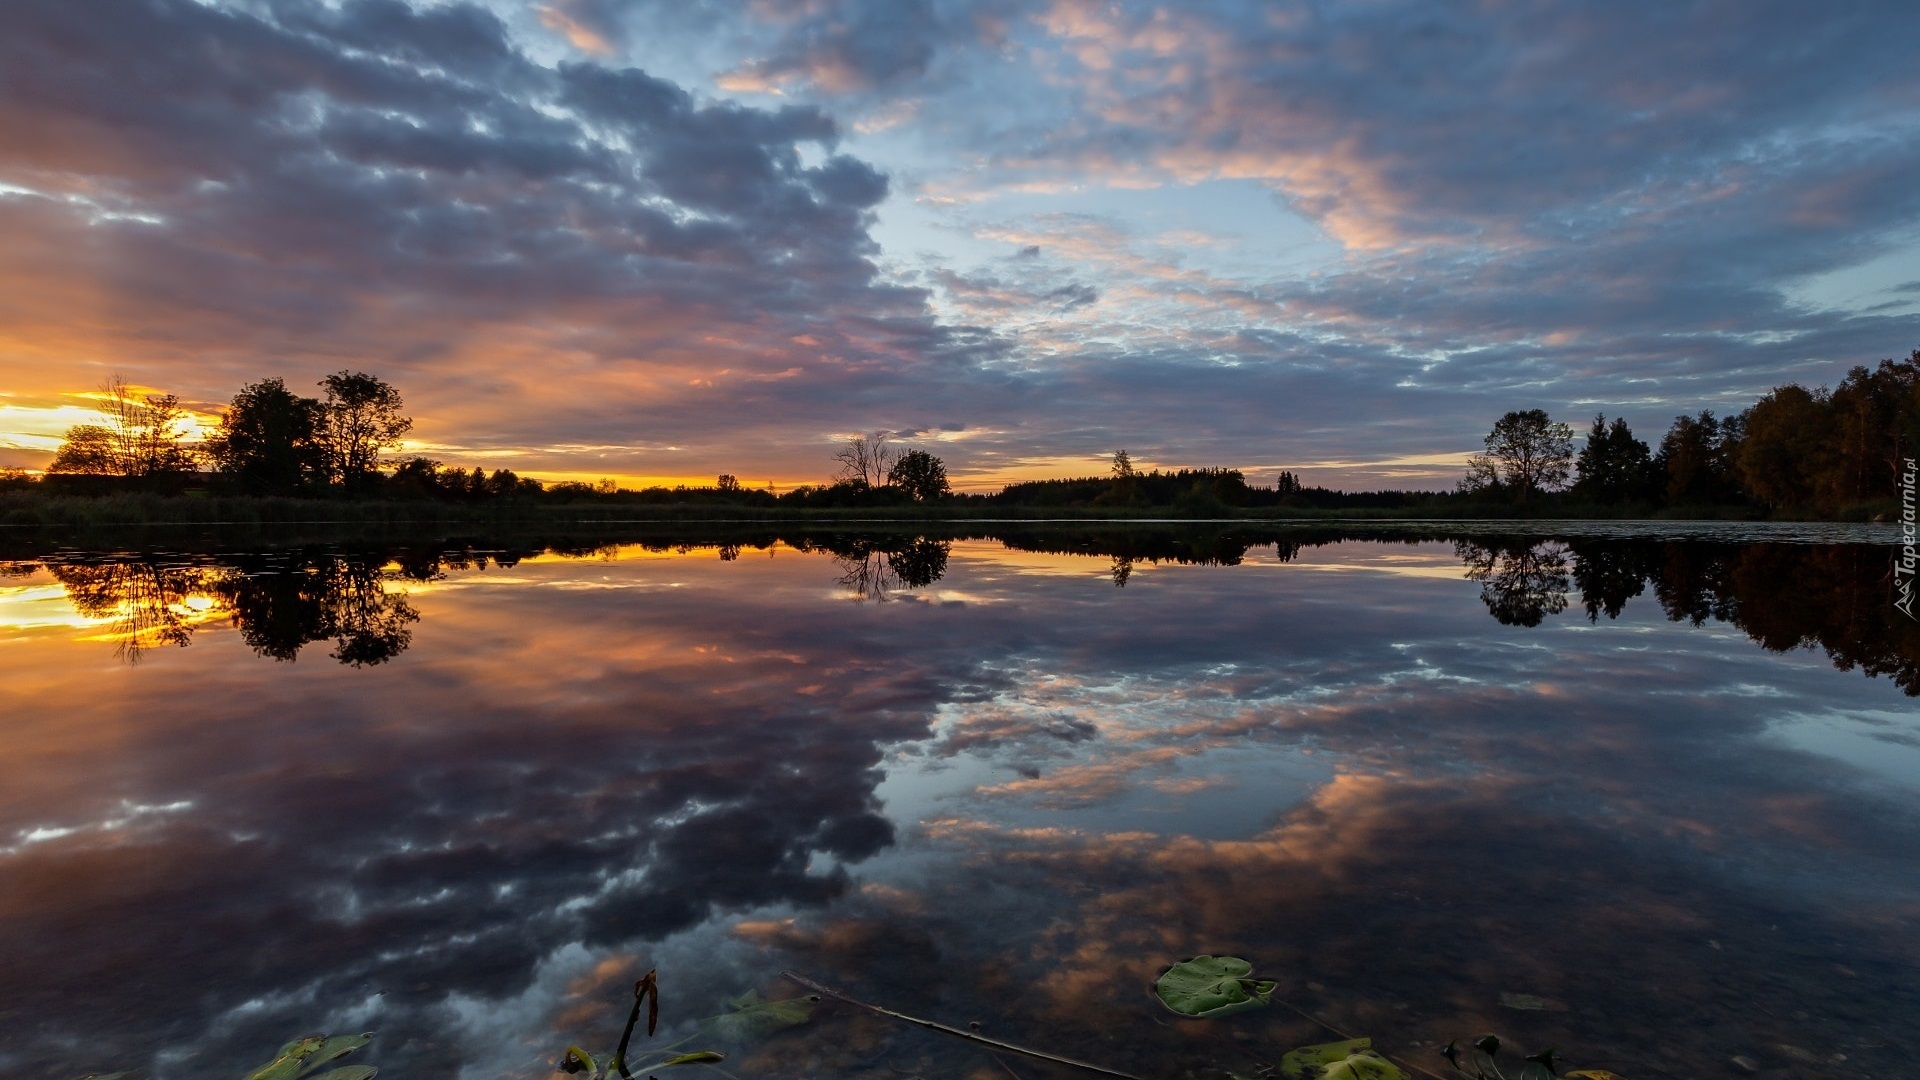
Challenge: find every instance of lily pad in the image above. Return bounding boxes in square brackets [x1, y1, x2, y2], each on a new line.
[305, 1034, 373, 1071]
[697, 990, 820, 1042]
[244, 1032, 374, 1080]
[246, 1037, 327, 1080]
[305, 1068, 376, 1080]
[1279, 1038, 1407, 1080]
[1153, 956, 1277, 1019]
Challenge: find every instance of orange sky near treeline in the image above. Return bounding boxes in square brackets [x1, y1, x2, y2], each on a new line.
[0, 383, 1475, 493]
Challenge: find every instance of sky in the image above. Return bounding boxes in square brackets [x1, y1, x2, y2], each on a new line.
[4, 0, 1920, 491]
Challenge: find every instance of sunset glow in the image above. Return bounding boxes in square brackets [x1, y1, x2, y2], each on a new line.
[6, 1, 1917, 488]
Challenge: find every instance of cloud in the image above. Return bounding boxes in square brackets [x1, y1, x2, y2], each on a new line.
[0, 0, 994, 479]
[719, 0, 1019, 97]
[5, 0, 1920, 488]
[4, 536, 1920, 1075]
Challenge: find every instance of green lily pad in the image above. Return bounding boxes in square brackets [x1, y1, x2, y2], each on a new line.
[1279, 1038, 1407, 1080]
[243, 1032, 375, 1080]
[1153, 956, 1277, 1018]
[305, 1068, 376, 1080]
[697, 990, 819, 1042]
[246, 1036, 326, 1080]
[302, 1034, 372, 1074]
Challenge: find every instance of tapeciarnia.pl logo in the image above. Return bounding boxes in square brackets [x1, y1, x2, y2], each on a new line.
[1899, 457, 1917, 621]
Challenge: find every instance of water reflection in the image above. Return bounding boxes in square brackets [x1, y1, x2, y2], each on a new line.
[7, 528, 1915, 695]
[25, 551, 425, 665]
[1456, 536, 1920, 694]
[0, 528, 1915, 1079]
[1454, 540, 1571, 627]
[805, 535, 952, 601]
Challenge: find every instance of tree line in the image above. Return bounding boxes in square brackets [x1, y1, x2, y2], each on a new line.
[10, 346, 1915, 517]
[28, 372, 431, 496]
[10, 377, 967, 506]
[1456, 348, 1920, 516]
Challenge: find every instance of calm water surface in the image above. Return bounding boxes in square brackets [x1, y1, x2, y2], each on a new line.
[1, 526, 1916, 1080]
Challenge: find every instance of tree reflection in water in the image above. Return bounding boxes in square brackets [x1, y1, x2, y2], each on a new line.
[2, 527, 1918, 1078]
[210, 554, 420, 666]
[1454, 539, 1572, 627]
[1463, 536, 1920, 695]
[811, 535, 952, 601]
[8, 529, 1916, 693]
[46, 558, 214, 661]
[40, 550, 422, 666]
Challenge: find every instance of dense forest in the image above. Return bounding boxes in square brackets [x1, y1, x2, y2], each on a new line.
[5, 349, 1916, 520]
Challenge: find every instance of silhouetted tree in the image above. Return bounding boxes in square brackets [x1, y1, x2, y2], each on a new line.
[832, 431, 899, 488]
[1828, 354, 1920, 508]
[1462, 410, 1574, 502]
[46, 425, 120, 475]
[1655, 410, 1740, 505]
[318, 371, 411, 490]
[887, 449, 949, 501]
[1572, 414, 1653, 504]
[206, 377, 326, 494]
[48, 376, 195, 479]
[1737, 387, 1828, 512]
[716, 473, 741, 493]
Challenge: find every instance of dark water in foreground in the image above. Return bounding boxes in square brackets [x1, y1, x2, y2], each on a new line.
[0, 524, 1916, 1080]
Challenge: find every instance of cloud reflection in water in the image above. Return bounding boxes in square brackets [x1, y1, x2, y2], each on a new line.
[0, 530, 1915, 1078]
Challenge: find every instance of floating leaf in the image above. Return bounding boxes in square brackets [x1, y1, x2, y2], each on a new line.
[662, 1051, 727, 1065]
[300, 1034, 372, 1075]
[1153, 956, 1277, 1019]
[247, 1037, 326, 1080]
[305, 1068, 376, 1080]
[1279, 1038, 1406, 1080]
[698, 990, 820, 1043]
[1474, 1036, 1502, 1057]
[559, 1046, 597, 1075]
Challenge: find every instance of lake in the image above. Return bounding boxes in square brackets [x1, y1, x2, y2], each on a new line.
[1, 523, 1916, 1080]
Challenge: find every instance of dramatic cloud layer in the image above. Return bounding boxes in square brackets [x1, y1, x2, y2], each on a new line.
[4, 0, 1920, 486]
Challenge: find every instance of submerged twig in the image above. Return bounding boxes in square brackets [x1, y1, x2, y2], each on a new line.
[780, 969, 1143, 1080]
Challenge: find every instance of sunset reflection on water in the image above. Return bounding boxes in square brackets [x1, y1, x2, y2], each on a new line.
[0, 529, 1915, 1079]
